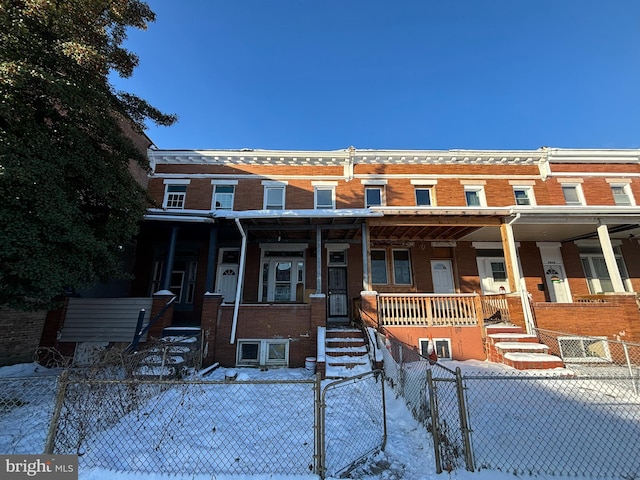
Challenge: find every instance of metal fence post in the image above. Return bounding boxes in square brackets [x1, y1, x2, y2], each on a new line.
[316, 372, 325, 479]
[426, 368, 442, 474]
[622, 342, 638, 396]
[455, 367, 474, 471]
[44, 369, 69, 454]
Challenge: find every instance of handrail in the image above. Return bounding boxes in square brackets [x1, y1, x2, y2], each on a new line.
[125, 296, 176, 353]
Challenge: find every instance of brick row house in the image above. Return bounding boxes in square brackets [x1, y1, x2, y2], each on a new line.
[46, 147, 640, 371]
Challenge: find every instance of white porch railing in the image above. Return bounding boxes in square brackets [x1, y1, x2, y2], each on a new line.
[378, 293, 480, 327]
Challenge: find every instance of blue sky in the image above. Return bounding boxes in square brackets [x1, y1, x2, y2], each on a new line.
[111, 1, 640, 151]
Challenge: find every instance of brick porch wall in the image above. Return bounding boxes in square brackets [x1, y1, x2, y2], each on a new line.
[213, 303, 316, 368]
[533, 294, 640, 343]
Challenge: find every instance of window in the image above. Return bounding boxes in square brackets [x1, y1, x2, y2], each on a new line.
[558, 337, 610, 363]
[611, 184, 634, 206]
[237, 340, 289, 366]
[561, 184, 584, 206]
[513, 186, 534, 206]
[262, 181, 287, 209]
[259, 248, 305, 302]
[315, 187, 335, 209]
[415, 188, 432, 206]
[420, 338, 452, 360]
[464, 187, 486, 207]
[365, 187, 384, 207]
[212, 184, 235, 209]
[164, 184, 187, 209]
[150, 257, 197, 307]
[371, 250, 388, 284]
[392, 250, 412, 285]
[579, 245, 631, 293]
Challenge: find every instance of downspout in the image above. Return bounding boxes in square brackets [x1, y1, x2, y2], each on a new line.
[230, 218, 247, 344]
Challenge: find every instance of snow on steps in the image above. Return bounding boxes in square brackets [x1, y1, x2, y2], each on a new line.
[133, 327, 202, 379]
[324, 327, 372, 378]
[485, 323, 564, 370]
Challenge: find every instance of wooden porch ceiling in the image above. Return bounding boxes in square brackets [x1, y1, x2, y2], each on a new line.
[241, 216, 366, 242]
[367, 215, 503, 241]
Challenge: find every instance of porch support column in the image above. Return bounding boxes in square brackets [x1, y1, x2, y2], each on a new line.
[205, 225, 218, 293]
[160, 225, 179, 292]
[316, 225, 322, 294]
[500, 221, 521, 293]
[362, 223, 371, 291]
[597, 224, 625, 292]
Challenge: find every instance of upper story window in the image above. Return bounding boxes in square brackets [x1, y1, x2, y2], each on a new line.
[163, 179, 191, 209]
[464, 186, 486, 207]
[513, 186, 535, 206]
[411, 180, 437, 206]
[415, 188, 432, 206]
[211, 180, 238, 210]
[561, 183, 585, 206]
[365, 187, 384, 207]
[312, 181, 337, 209]
[609, 183, 634, 206]
[262, 181, 287, 210]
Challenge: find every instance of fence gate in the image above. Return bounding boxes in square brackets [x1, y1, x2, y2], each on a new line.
[319, 371, 387, 478]
[426, 365, 473, 473]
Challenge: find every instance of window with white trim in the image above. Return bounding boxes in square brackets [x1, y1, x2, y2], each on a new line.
[561, 184, 585, 206]
[464, 186, 486, 207]
[392, 249, 412, 285]
[237, 339, 289, 366]
[314, 186, 335, 209]
[212, 185, 235, 209]
[610, 184, 634, 206]
[263, 185, 286, 209]
[420, 338, 452, 360]
[365, 186, 384, 207]
[371, 250, 388, 284]
[513, 186, 535, 206]
[259, 247, 305, 302]
[164, 185, 187, 209]
[579, 245, 631, 293]
[415, 187, 433, 206]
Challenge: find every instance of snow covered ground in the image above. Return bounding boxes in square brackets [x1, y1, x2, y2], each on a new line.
[0, 361, 635, 480]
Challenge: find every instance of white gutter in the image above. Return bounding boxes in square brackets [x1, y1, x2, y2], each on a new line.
[230, 218, 247, 344]
[143, 214, 214, 223]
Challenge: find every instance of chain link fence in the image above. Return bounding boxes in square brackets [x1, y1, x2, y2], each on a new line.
[6, 344, 387, 477]
[320, 371, 386, 478]
[0, 372, 60, 454]
[380, 331, 640, 478]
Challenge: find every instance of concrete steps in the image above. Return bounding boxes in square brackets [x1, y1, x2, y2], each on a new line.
[324, 328, 372, 378]
[134, 327, 202, 379]
[485, 323, 564, 370]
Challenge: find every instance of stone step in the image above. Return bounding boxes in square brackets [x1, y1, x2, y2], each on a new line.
[502, 352, 565, 370]
[325, 345, 368, 357]
[486, 333, 539, 345]
[495, 342, 549, 354]
[485, 323, 524, 335]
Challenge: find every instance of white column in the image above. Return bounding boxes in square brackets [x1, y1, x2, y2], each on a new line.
[500, 222, 522, 292]
[597, 224, 625, 292]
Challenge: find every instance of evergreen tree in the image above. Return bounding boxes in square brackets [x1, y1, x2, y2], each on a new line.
[0, 0, 176, 309]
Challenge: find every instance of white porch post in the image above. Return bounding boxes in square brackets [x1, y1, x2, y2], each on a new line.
[597, 224, 625, 292]
[316, 225, 322, 294]
[362, 223, 371, 291]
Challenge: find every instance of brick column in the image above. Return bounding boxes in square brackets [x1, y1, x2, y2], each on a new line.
[148, 292, 176, 339]
[201, 293, 224, 367]
[359, 291, 379, 329]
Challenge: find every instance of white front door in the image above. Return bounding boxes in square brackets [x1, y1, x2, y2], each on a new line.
[215, 265, 238, 302]
[477, 258, 510, 294]
[544, 264, 571, 303]
[431, 260, 455, 293]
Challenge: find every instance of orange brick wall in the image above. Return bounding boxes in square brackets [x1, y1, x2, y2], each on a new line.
[533, 295, 640, 344]
[382, 325, 486, 361]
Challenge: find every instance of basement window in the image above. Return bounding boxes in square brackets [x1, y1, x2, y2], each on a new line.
[558, 336, 611, 363]
[419, 338, 452, 360]
[237, 340, 289, 367]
